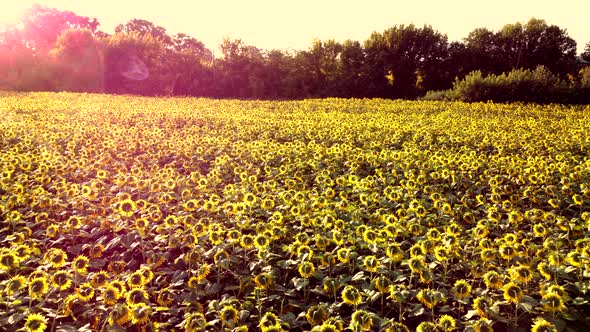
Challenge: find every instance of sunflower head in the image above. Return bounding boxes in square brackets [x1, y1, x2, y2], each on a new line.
[126, 288, 149, 307]
[437, 314, 456, 332]
[531, 317, 557, 332]
[503, 282, 524, 304]
[77, 282, 95, 302]
[24, 313, 47, 332]
[416, 321, 438, 332]
[341, 285, 362, 306]
[260, 312, 281, 331]
[51, 271, 73, 291]
[305, 304, 328, 326]
[453, 279, 472, 300]
[6, 275, 27, 295]
[72, 255, 90, 275]
[220, 305, 239, 327]
[29, 277, 48, 299]
[351, 310, 373, 331]
[131, 303, 151, 325]
[298, 261, 315, 279]
[108, 303, 131, 326]
[541, 292, 566, 313]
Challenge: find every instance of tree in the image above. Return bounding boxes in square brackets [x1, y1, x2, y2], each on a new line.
[172, 33, 212, 62]
[339, 40, 366, 97]
[50, 28, 104, 92]
[364, 24, 449, 98]
[496, 18, 577, 76]
[103, 32, 174, 95]
[20, 4, 99, 54]
[582, 42, 590, 62]
[115, 19, 172, 47]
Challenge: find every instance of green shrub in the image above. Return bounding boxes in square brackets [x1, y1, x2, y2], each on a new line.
[425, 66, 587, 104]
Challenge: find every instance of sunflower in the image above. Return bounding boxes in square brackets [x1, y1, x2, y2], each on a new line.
[542, 292, 566, 313]
[499, 245, 516, 260]
[453, 279, 471, 300]
[131, 303, 151, 325]
[118, 198, 137, 217]
[363, 255, 379, 272]
[483, 271, 503, 289]
[127, 288, 149, 307]
[184, 312, 206, 332]
[305, 304, 328, 326]
[317, 322, 338, 332]
[322, 277, 338, 295]
[415, 321, 437, 332]
[472, 318, 493, 332]
[503, 282, 524, 304]
[128, 271, 147, 289]
[0, 252, 19, 270]
[351, 310, 373, 331]
[342, 285, 362, 306]
[46, 225, 59, 238]
[5, 275, 27, 295]
[102, 285, 121, 305]
[473, 296, 491, 317]
[260, 312, 281, 332]
[385, 322, 410, 332]
[110, 280, 127, 295]
[437, 314, 456, 332]
[29, 277, 48, 300]
[108, 303, 131, 326]
[255, 273, 273, 290]
[416, 289, 442, 309]
[66, 216, 82, 229]
[91, 271, 110, 288]
[51, 271, 73, 291]
[77, 282, 95, 301]
[408, 256, 426, 273]
[89, 243, 105, 259]
[533, 224, 547, 238]
[196, 263, 210, 282]
[187, 276, 200, 289]
[72, 255, 90, 275]
[509, 265, 533, 284]
[536, 262, 553, 280]
[44, 248, 67, 268]
[336, 248, 351, 263]
[298, 261, 315, 278]
[297, 245, 314, 260]
[373, 275, 391, 293]
[219, 305, 239, 327]
[531, 317, 557, 332]
[23, 313, 47, 332]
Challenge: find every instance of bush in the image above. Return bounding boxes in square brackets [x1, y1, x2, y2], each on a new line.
[424, 66, 587, 104]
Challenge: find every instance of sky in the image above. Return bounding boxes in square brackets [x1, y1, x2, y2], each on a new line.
[1, 0, 589, 55]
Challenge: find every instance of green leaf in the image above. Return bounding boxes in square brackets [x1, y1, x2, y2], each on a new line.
[351, 271, 365, 282]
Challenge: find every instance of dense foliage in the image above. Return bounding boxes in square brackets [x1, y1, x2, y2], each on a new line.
[424, 66, 590, 104]
[1, 5, 589, 102]
[1, 92, 589, 332]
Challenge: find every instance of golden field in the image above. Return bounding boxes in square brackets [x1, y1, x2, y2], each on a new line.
[0, 92, 589, 332]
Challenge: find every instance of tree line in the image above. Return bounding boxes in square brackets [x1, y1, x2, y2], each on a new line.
[1, 4, 589, 100]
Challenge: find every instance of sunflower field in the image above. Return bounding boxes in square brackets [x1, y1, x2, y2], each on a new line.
[0, 92, 589, 332]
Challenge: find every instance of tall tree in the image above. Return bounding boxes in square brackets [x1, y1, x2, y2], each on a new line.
[50, 28, 104, 92]
[20, 4, 99, 54]
[582, 42, 590, 62]
[103, 32, 174, 95]
[364, 24, 448, 98]
[496, 18, 577, 76]
[115, 19, 172, 47]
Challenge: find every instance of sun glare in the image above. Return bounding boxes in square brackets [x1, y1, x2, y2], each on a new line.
[0, 3, 29, 28]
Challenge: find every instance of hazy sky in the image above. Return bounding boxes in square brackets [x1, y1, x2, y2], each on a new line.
[1, 0, 589, 54]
